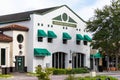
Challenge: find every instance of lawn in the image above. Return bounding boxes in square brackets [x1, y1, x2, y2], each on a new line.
[0, 74, 13, 78]
[65, 75, 118, 80]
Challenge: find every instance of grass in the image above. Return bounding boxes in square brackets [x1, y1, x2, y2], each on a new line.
[65, 75, 118, 80]
[0, 74, 13, 78]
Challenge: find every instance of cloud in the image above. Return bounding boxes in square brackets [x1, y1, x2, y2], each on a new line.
[77, 0, 111, 21]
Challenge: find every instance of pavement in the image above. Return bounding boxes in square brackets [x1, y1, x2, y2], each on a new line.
[0, 71, 120, 80]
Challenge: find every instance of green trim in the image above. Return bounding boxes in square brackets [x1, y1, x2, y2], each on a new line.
[63, 32, 72, 40]
[38, 30, 47, 37]
[68, 16, 77, 23]
[84, 35, 92, 41]
[52, 21, 76, 27]
[62, 13, 68, 21]
[34, 48, 51, 56]
[48, 31, 57, 38]
[76, 34, 83, 40]
[60, 5, 86, 23]
[53, 15, 62, 21]
[90, 52, 102, 58]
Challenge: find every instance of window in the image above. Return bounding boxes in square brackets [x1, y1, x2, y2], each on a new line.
[66, 27, 68, 29]
[1, 48, 6, 65]
[52, 52, 66, 68]
[51, 25, 53, 27]
[63, 39, 67, 44]
[38, 37, 43, 42]
[83, 41, 87, 45]
[17, 34, 24, 43]
[38, 23, 40, 26]
[72, 53, 84, 68]
[48, 38, 53, 43]
[48, 25, 50, 27]
[41, 23, 43, 26]
[76, 40, 81, 45]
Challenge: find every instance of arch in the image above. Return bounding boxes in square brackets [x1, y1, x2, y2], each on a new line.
[52, 52, 67, 68]
[72, 52, 85, 68]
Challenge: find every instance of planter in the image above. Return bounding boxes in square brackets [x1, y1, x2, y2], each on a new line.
[110, 67, 116, 71]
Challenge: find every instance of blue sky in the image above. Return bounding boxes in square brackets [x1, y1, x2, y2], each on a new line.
[0, 0, 111, 21]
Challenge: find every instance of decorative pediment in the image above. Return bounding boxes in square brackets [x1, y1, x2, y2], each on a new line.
[52, 13, 77, 27]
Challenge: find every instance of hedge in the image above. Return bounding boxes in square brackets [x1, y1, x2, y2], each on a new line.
[53, 68, 89, 75]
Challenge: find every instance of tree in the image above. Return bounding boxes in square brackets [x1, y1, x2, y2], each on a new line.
[86, 0, 120, 69]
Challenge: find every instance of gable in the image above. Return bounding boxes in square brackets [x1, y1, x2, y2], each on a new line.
[52, 13, 77, 27]
[41, 5, 86, 28]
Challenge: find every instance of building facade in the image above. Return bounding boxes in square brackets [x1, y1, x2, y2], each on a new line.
[0, 5, 91, 73]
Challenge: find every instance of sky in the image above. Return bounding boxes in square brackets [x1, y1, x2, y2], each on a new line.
[0, 0, 111, 21]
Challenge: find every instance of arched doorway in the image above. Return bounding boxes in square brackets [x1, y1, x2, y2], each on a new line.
[72, 53, 85, 68]
[52, 52, 67, 68]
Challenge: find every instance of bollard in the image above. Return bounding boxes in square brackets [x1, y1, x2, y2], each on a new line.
[90, 71, 96, 77]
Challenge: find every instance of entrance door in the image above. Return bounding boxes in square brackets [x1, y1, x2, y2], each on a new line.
[72, 53, 84, 68]
[15, 56, 24, 72]
[52, 52, 66, 68]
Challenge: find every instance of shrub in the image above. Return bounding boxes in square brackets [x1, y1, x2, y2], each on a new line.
[53, 68, 89, 75]
[53, 69, 66, 75]
[65, 75, 118, 80]
[66, 68, 89, 74]
[35, 65, 53, 80]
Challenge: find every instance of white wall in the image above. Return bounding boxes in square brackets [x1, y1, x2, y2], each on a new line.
[32, 6, 91, 71]
[0, 42, 11, 67]
[0, 6, 91, 72]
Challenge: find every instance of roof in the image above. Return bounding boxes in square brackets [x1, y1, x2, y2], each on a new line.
[0, 5, 85, 24]
[0, 24, 29, 31]
[0, 33, 12, 42]
[0, 6, 60, 24]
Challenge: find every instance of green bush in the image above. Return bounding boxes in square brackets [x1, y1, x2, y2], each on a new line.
[66, 68, 89, 74]
[35, 65, 53, 80]
[53, 69, 66, 75]
[53, 68, 89, 75]
[65, 75, 118, 80]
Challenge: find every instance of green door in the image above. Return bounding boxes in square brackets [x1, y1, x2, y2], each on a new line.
[15, 56, 24, 72]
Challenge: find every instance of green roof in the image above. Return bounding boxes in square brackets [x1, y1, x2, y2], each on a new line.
[48, 31, 57, 38]
[63, 32, 72, 40]
[38, 30, 47, 37]
[76, 34, 83, 40]
[84, 35, 92, 41]
[90, 52, 102, 58]
[34, 48, 51, 56]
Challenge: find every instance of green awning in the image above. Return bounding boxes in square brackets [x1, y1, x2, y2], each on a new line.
[76, 34, 83, 40]
[38, 30, 47, 37]
[34, 48, 51, 56]
[63, 32, 72, 40]
[48, 31, 57, 38]
[84, 35, 92, 41]
[90, 52, 102, 58]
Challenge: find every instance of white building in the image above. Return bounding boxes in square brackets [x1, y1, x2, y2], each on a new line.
[0, 5, 91, 73]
